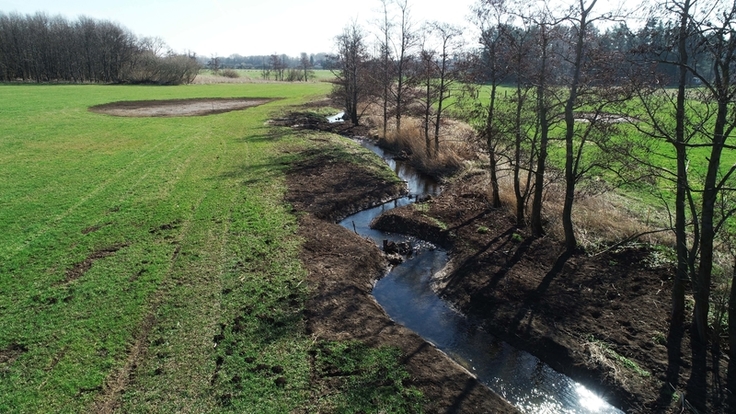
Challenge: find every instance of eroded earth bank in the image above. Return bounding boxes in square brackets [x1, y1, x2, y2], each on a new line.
[284, 130, 518, 413]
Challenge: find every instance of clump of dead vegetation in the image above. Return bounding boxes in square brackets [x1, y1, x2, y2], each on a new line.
[362, 109, 476, 178]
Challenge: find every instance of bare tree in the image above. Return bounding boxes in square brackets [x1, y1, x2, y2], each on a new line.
[560, 0, 600, 252]
[417, 22, 462, 159]
[429, 22, 461, 158]
[469, 0, 511, 208]
[208, 55, 220, 74]
[332, 21, 370, 125]
[0, 12, 196, 84]
[418, 37, 438, 158]
[376, 0, 395, 139]
[504, 22, 537, 227]
[528, 11, 561, 237]
[269, 54, 286, 81]
[260, 57, 271, 80]
[391, 0, 418, 135]
[299, 52, 313, 81]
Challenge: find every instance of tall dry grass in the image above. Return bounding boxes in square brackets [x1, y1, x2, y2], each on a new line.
[366, 111, 476, 177]
[471, 165, 675, 250]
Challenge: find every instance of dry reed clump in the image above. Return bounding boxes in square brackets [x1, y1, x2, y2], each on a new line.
[584, 340, 629, 389]
[575, 195, 671, 249]
[372, 115, 476, 177]
[537, 181, 674, 250]
[460, 161, 674, 250]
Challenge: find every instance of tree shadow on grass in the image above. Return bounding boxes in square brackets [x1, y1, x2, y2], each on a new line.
[217, 153, 294, 187]
[234, 128, 293, 144]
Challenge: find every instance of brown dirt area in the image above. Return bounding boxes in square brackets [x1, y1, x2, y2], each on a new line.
[89, 98, 273, 117]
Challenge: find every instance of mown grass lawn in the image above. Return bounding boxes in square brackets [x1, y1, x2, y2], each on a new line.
[0, 83, 419, 413]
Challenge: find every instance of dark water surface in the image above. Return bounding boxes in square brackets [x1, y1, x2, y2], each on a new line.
[338, 137, 622, 413]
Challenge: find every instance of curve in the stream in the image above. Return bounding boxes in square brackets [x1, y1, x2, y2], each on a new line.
[338, 137, 622, 414]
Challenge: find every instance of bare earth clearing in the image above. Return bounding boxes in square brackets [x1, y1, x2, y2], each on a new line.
[89, 98, 274, 117]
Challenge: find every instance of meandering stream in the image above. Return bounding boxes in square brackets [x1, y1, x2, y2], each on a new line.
[338, 136, 623, 414]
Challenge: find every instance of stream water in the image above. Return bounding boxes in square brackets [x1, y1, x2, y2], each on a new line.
[338, 137, 623, 414]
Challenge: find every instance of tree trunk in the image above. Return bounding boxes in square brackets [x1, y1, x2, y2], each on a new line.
[433, 38, 449, 159]
[671, 0, 691, 341]
[531, 27, 549, 237]
[514, 82, 525, 226]
[424, 75, 432, 158]
[562, 0, 596, 252]
[487, 82, 502, 208]
[728, 257, 736, 409]
[694, 100, 728, 343]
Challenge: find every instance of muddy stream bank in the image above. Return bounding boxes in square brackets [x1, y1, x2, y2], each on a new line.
[339, 138, 622, 413]
[289, 108, 715, 412]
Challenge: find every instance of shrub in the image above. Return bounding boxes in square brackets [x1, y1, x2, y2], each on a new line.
[126, 52, 201, 85]
[220, 69, 240, 78]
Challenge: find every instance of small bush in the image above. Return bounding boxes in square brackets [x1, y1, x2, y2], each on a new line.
[220, 69, 240, 78]
[126, 52, 201, 85]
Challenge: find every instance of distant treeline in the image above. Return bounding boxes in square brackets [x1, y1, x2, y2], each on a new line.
[203, 53, 331, 70]
[0, 12, 200, 84]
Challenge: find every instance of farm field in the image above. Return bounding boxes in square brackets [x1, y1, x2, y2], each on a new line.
[0, 82, 346, 412]
[195, 69, 336, 83]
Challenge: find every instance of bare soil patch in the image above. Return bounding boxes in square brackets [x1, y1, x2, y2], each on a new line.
[285, 130, 518, 413]
[89, 98, 273, 117]
[61, 244, 126, 286]
[0, 343, 28, 365]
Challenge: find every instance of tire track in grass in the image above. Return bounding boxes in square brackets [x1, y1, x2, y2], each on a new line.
[0, 120, 205, 411]
[0, 130, 198, 343]
[92, 132, 235, 413]
[7, 137, 205, 412]
[0, 132, 188, 262]
[91, 158, 219, 413]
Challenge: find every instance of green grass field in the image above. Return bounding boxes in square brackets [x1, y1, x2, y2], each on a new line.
[450, 84, 736, 211]
[0, 83, 419, 413]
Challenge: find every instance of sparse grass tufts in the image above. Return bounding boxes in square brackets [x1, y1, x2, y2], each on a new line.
[586, 337, 650, 385]
[309, 341, 424, 413]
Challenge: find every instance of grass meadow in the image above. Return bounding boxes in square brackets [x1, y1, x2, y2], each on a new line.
[445, 85, 736, 231]
[0, 83, 417, 413]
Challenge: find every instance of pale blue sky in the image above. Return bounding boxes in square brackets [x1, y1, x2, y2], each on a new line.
[0, 0, 480, 57]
